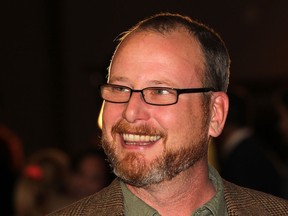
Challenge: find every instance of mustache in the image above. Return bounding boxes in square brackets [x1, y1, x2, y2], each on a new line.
[111, 120, 166, 137]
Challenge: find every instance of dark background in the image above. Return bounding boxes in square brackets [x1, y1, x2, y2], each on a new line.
[2, 0, 288, 157]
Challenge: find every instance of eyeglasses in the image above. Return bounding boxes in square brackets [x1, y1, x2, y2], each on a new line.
[99, 84, 216, 106]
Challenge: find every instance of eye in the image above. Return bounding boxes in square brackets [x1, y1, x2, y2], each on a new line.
[111, 85, 130, 93]
[148, 88, 176, 96]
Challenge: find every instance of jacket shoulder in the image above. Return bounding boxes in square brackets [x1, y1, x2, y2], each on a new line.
[223, 179, 288, 215]
[47, 178, 124, 216]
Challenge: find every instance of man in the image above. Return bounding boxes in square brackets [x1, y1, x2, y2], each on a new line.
[49, 12, 288, 215]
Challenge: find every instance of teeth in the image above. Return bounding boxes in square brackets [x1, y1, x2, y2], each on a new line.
[123, 134, 161, 142]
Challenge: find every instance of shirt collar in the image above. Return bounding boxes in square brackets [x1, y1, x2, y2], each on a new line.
[121, 165, 227, 216]
[192, 165, 227, 216]
[121, 181, 159, 216]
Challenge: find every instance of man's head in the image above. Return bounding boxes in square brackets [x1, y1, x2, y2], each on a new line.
[100, 13, 230, 187]
[110, 13, 230, 92]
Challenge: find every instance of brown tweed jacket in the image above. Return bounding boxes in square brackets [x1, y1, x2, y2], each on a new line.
[48, 178, 288, 216]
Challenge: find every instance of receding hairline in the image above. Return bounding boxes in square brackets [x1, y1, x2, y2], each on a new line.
[110, 22, 206, 84]
[116, 14, 203, 46]
[108, 13, 230, 92]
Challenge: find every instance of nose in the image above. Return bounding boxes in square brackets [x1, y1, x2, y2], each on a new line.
[122, 91, 150, 123]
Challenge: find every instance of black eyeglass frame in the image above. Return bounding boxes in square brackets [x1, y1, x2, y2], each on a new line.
[99, 84, 216, 106]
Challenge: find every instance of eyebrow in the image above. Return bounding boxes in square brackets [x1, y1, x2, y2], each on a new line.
[109, 76, 130, 83]
[148, 79, 175, 86]
[109, 77, 178, 88]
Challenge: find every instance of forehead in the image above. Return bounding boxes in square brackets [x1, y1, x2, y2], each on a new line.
[109, 29, 204, 87]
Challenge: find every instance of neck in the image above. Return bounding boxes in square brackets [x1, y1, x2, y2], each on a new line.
[126, 162, 215, 216]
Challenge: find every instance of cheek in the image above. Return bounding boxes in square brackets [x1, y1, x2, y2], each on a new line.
[162, 100, 206, 145]
[165, 100, 201, 125]
[102, 104, 123, 128]
[157, 103, 199, 138]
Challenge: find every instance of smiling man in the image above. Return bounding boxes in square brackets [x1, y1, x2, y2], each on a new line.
[49, 12, 288, 216]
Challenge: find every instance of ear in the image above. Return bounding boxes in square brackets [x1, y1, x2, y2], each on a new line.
[208, 92, 229, 137]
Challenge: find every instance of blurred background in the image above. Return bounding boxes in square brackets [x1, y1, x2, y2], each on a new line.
[2, 0, 288, 155]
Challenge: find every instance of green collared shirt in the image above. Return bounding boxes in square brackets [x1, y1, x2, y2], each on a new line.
[121, 165, 228, 216]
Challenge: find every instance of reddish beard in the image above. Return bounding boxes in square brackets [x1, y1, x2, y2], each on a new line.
[101, 119, 209, 187]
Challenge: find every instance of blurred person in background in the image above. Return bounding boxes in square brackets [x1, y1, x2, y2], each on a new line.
[273, 86, 288, 199]
[67, 147, 115, 201]
[274, 86, 288, 153]
[0, 123, 24, 216]
[215, 86, 282, 197]
[14, 148, 72, 216]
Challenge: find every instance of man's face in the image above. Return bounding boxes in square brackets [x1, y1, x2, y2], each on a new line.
[101, 30, 211, 187]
